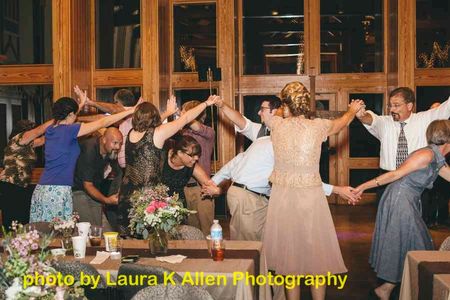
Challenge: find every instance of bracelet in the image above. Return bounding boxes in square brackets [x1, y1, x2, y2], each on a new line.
[374, 178, 380, 186]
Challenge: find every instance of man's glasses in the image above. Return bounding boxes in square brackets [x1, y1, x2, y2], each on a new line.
[387, 103, 406, 109]
[259, 106, 271, 112]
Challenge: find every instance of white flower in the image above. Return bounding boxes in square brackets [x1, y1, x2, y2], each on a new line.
[5, 278, 22, 300]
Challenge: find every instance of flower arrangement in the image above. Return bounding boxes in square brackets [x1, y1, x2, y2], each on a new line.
[128, 184, 195, 236]
[0, 222, 85, 299]
[49, 213, 80, 236]
[49, 213, 80, 250]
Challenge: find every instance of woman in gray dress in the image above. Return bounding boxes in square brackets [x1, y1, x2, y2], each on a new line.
[354, 119, 450, 300]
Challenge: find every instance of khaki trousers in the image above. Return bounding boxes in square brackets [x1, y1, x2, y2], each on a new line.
[184, 186, 215, 236]
[226, 186, 269, 241]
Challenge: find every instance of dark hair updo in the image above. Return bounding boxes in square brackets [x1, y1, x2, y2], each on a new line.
[52, 97, 79, 121]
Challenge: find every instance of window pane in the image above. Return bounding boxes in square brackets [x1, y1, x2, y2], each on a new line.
[416, 86, 450, 112]
[349, 169, 380, 193]
[95, 87, 141, 104]
[416, 0, 450, 68]
[0, 85, 53, 167]
[95, 0, 141, 69]
[0, 0, 52, 64]
[349, 93, 382, 157]
[243, 0, 304, 75]
[173, 4, 217, 72]
[320, 0, 383, 73]
[174, 89, 218, 161]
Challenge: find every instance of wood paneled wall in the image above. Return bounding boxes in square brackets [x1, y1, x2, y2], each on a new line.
[1, 0, 449, 204]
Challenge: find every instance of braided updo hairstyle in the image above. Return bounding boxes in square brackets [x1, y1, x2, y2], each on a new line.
[280, 81, 311, 117]
[52, 97, 79, 121]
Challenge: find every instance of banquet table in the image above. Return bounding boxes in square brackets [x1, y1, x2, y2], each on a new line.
[399, 251, 450, 300]
[57, 239, 272, 300]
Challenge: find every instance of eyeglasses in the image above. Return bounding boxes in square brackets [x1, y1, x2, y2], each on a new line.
[181, 150, 199, 158]
[259, 106, 271, 112]
[387, 103, 406, 109]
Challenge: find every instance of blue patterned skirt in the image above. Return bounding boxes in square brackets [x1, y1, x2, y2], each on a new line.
[29, 185, 73, 222]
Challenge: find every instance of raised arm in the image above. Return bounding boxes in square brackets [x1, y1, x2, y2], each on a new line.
[215, 97, 246, 130]
[153, 95, 220, 148]
[160, 95, 179, 121]
[355, 104, 374, 125]
[354, 149, 434, 195]
[87, 101, 125, 114]
[78, 109, 135, 137]
[20, 119, 54, 145]
[327, 99, 365, 136]
[76, 114, 108, 123]
[74, 85, 125, 114]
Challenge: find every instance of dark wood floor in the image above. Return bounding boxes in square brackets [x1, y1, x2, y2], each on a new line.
[220, 204, 450, 300]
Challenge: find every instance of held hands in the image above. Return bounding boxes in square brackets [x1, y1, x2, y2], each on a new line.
[200, 180, 221, 197]
[348, 99, 365, 115]
[166, 95, 179, 116]
[352, 99, 368, 119]
[214, 97, 225, 108]
[73, 85, 88, 109]
[334, 186, 361, 205]
[205, 95, 221, 107]
[104, 193, 119, 205]
[349, 186, 365, 205]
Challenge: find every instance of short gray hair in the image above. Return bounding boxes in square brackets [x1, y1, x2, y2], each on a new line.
[426, 120, 450, 145]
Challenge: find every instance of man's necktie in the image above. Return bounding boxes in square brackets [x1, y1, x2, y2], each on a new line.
[396, 122, 408, 168]
[257, 124, 270, 138]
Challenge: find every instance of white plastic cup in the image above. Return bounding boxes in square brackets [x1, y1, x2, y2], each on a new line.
[76, 222, 91, 242]
[72, 236, 87, 259]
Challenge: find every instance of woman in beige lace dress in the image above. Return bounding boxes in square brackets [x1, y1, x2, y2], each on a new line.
[263, 82, 364, 300]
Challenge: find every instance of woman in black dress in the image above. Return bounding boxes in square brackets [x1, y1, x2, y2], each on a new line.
[117, 95, 220, 234]
[161, 135, 220, 208]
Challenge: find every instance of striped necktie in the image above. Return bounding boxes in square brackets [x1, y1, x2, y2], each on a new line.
[396, 122, 408, 168]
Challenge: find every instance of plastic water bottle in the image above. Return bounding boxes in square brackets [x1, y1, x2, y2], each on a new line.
[210, 220, 225, 261]
[210, 220, 223, 240]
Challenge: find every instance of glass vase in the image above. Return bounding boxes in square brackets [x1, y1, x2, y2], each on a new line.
[148, 229, 168, 255]
[60, 228, 74, 250]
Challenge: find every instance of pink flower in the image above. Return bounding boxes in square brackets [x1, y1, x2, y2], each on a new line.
[146, 205, 156, 213]
[158, 202, 167, 208]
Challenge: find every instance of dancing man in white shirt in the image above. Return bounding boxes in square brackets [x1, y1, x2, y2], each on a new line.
[355, 87, 450, 202]
[206, 96, 359, 241]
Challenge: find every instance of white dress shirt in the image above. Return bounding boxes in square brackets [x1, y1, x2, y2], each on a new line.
[363, 96, 450, 171]
[212, 117, 334, 196]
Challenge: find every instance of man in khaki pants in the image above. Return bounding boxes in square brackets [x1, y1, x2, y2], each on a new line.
[180, 101, 215, 236]
[210, 96, 280, 240]
[210, 97, 359, 240]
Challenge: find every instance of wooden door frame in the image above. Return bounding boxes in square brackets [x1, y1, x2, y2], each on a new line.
[315, 93, 338, 204]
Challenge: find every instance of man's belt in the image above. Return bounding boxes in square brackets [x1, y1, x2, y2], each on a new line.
[231, 182, 269, 198]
